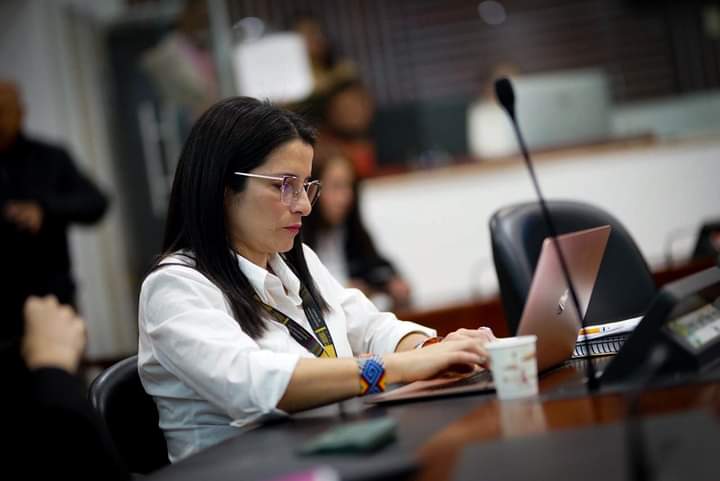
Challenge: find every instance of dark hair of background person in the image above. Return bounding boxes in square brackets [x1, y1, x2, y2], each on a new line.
[320, 78, 373, 138]
[290, 78, 366, 135]
[289, 11, 339, 70]
[152, 97, 328, 339]
[302, 151, 396, 288]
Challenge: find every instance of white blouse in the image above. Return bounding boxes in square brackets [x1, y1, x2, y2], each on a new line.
[138, 245, 435, 462]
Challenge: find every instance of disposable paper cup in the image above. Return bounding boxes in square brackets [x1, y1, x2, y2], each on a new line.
[486, 335, 538, 400]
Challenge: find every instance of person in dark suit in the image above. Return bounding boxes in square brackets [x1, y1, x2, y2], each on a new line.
[3, 296, 129, 480]
[302, 149, 411, 310]
[0, 80, 108, 342]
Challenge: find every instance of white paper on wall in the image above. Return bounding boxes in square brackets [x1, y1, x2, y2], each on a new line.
[232, 32, 313, 103]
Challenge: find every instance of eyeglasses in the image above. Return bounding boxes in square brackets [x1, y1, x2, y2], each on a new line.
[233, 172, 322, 207]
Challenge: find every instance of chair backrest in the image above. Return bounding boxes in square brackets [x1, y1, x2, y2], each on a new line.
[691, 220, 720, 260]
[89, 355, 168, 474]
[490, 200, 656, 334]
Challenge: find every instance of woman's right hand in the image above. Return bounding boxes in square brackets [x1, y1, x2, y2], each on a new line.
[382, 339, 488, 384]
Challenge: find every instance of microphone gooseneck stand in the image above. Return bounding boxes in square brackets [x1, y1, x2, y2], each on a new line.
[494, 77, 599, 391]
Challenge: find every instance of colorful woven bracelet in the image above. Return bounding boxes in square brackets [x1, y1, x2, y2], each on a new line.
[356, 354, 386, 396]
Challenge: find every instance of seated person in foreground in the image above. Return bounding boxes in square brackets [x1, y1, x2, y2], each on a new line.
[302, 150, 411, 310]
[4, 296, 129, 480]
[138, 97, 496, 462]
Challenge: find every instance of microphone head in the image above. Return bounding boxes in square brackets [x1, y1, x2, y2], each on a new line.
[494, 77, 516, 119]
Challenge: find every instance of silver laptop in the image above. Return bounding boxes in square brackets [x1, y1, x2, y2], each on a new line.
[365, 225, 611, 404]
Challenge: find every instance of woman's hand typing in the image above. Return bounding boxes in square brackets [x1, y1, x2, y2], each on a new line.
[383, 338, 489, 384]
[442, 326, 496, 345]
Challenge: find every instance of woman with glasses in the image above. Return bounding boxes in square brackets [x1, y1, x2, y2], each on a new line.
[138, 97, 495, 462]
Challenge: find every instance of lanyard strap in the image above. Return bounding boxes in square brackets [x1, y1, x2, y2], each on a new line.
[256, 284, 337, 358]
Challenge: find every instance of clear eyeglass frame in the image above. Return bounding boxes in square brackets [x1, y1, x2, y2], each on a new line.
[233, 172, 321, 207]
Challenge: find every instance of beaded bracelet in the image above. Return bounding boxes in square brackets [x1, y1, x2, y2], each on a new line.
[356, 354, 386, 396]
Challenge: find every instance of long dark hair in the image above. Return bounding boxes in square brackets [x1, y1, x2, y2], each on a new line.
[154, 97, 327, 339]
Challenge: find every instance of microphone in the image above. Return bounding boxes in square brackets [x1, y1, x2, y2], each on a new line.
[494, 77, 599, 392]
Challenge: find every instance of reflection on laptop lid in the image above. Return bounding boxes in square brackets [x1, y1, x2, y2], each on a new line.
[364, 225, 611, 404]
[518, 225, 611, 371]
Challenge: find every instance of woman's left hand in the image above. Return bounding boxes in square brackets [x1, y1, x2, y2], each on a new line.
[442, 326, 497, 345]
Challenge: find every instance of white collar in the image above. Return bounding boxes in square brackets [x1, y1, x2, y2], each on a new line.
[234, 252, 302, 306]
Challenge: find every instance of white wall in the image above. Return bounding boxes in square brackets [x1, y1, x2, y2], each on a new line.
[0, 1, 66, 142]
[361, 139, 720, 309]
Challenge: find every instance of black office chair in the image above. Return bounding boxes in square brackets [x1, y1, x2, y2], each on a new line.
[89, 355, 168, 474]
[490, 200, 657, 334]
[691, 220, 720, 261]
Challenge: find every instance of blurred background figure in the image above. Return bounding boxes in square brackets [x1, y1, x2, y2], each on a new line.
[317, 78, 378, 178]
[303, 149, 411, 310]
[466, 63, 520, 160]
[0, 80, 108, 343]
[292, 11, 356, 95]
[3, 296, 129, 480]
[287, 13, 376, 176]
[141, 0, 219, 120]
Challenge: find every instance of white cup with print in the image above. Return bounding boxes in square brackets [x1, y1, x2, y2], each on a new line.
[486, 335, 538, 400]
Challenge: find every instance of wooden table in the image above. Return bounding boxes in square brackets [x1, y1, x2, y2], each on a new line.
[416, 361, 720, 481]
[146, 357, 720, 481]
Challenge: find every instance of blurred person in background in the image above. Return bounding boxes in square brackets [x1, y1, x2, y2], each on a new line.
[302, 149, 411, 311]
[318, 78, 378, 178]
[466, 63, 519, 160]
[3, 296, 129, 480]
[292, 12, 357, 95]
[0, 80, 108, 343]
[141, 0, 219, 120]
